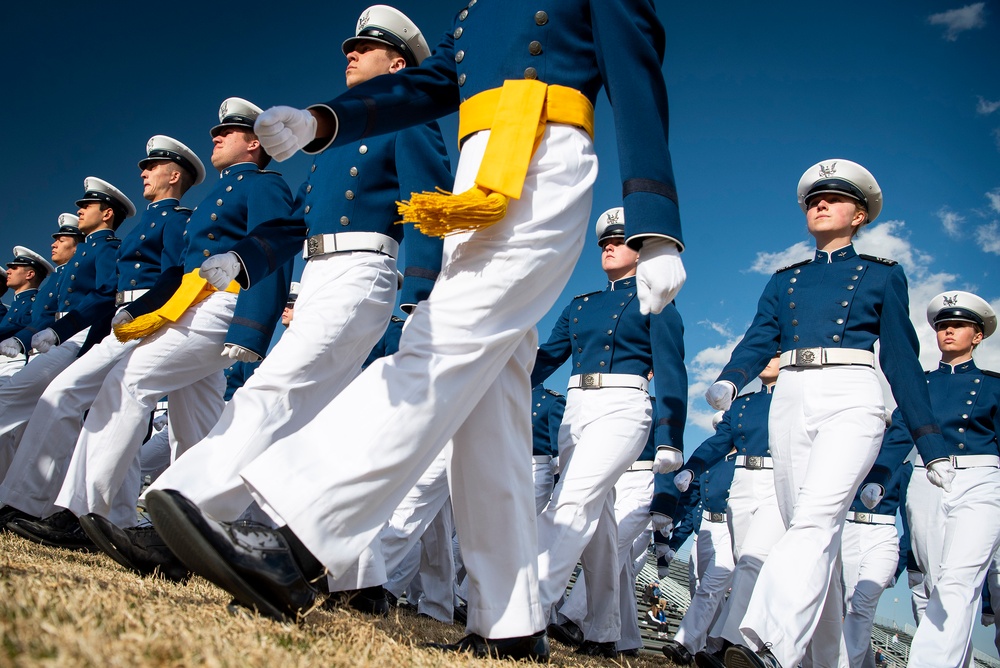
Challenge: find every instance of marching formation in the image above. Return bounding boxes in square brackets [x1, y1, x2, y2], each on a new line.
[1, 3, 997, 668]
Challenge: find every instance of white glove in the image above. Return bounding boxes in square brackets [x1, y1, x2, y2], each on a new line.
[983, 613, 995, 627]
[152, 412, 168, 431]
[0, 338, 22, 357]
[673, 469, 694, 493]
[201, 252, 242, 291]
[650, 513, 674, 536]
[705, 380, 737, 411]
[222, 344, 261, 363]
[654, 544, 675, 564]
[551, 456, 561, 477]
[636, 239, 685, 315]
[927, 459, 956, 493]
[653, 446, 683, 474]
[907, 570, 924, 589]
[887, 575, 897, 589]
[859, 483, 885, 510]
[31, 328, 59, 353]
[111, 309, 133, 327]
[254, 106, 318, 162]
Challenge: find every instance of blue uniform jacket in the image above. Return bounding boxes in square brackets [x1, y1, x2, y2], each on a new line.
[310, 0, 681, 249]
[0, 289, 39, 340]
[126, 162, 294, 357]
[19, 266, 65, 345]
[0, 300, 6, 321]
[227, 123, 450, 311]
[224, 360, 261, 402]
[362, 315, 406, 368]
[531, 384, 565, 458]
[716, 244, 946, 462]
[653, 472, 701, 551]
[851, 459, 912, 519]
[699, 454, 737, 515]
[531, 277, 686, 451]
[685, 386, 773, 477]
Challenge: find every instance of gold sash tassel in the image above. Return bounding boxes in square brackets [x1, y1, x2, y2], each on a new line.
[397, 80, 594, 238]
[114, 269, 239, 342]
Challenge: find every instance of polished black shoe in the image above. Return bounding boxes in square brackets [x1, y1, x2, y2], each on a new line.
[0, 505, 39, 532]
[695, 649, 728, 668]
[546, 619, 584, 647]
[428, 631, 549, 662]
[324, 586, 390, 617]
[78, 514, 190, 582]
[724, 645, 782, 668]
[575, 640, 617, 659]
[8, 510, 95, 551]
[453, 602, 468, 626]
[662, 640, 694, 665]
[618, 647, 641, 658]
[145, 489, 325, 622]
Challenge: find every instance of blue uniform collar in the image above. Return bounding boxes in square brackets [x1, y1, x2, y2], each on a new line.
[13, 288, 37, 300]
[147, 198, 180, 210]
[607, 276, 636, 291]
[85, 228, 115, 243]
[220, 162, 259, 178]
[814, 244, 857, 264]
[938, 359, 978, 374]
[761, 383, 776, 394]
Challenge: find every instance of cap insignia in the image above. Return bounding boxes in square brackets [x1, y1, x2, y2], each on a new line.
[818, 162, 837, 177]
[606, 210, 621, 224]
[359, 10, 370, 28]
[943, 294, 959, 307]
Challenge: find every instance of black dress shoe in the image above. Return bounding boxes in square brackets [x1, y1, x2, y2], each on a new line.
[618, 647, 641, 658]
[695, 649, 728, 668]
[323, 586, 390, 617]
[0, 505, 39, 532]
[724, 645, 782, 668]
[453, 602, 468, 626]
[546, 619, 584, 647]
[575, 640, 617, 659]
[427, 630, 549, 662]
[145, 489, 325, 622]
[662, 640, 694, 665]
[8, 510, 95, 551]
[78, 514, 190, 582]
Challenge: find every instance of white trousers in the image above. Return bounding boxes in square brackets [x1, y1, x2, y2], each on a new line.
[532, 455, 555, 516]
[537, 387, 651, 643]
[905, 471, 945, 626]
[55, 294, 234, 527]
[909, 467, 1000, 668]
[0, 329, 88, 479]
[741, 366, 884, 668]
[986, 549, 1000, 656]
[677, 517, 736, 654]
[841, 521, 898, 668]
[0, 331, 140, 518]
[0, 356, 26, 381]
[139, 427, 171, 484]
[558, 469, 654, 651]
[711, 467, 785, 647]
[238, 125, 598, 639]
[149, 252, 397, 520]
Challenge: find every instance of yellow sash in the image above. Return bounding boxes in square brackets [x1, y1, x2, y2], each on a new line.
[114, 269, 240, 342]
[397, 81, 594, 238]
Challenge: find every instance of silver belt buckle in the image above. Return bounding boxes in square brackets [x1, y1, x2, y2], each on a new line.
[792, 347, 824, 367]
[581, 372, 602, 389]
[710, 512, 725, 523]
[306, 235, 325, 258]
[115, 292, 125, 306]
[854, 512, 871, 523]
[746, 456, 763, 470]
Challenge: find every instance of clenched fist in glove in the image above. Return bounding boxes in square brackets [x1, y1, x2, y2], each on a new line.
[223, 343, 261, 363]
[31, 328, 59, 353]
[655, 544, 676, 565]
[201, 252, 241, 291]
[859, 483, 884, 510]
[927, 459, 956, 492]
[651, 512, 674, 537]
[653, 446, 683, 474]
[0, 338, 22, 358]
[254, 106, 319, 162]
[111, 309, 133, 328]
[673, 469, 694, 493]
[706, 380, 737, 411]
[637, 239, 685, 315]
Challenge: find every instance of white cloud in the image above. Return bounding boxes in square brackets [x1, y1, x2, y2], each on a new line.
[987, 188, 1000, 214]
[748, 240, 813, 275]
[698, 319, 734, 339]
[936, 207, 964, 238]
[977, 96, 1000, 115]
[928, 2, 987, 41]
[976, 221, 1000, 255]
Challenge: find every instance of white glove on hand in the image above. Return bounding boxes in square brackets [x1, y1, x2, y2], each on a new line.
[907, 570, 924, 589]
[0, 338, 22, 357]
[111, 309, 133, 327]
[636, 239, 685, 315]
[650, 513, 674, 536]
[152, 412, 168, 431]
[222, 344, 261, 363]
[31, 328, 58, 353]
[653, 446, 683, 474]
[254, 106, 318, 162]
[655, 544, 676, 564]
[706, 380, 737, 411]
[201, 252, 241, 291]
[887, 575, 897, 589]
[983, 613, 995, 627]
[673, 469, 694, 493]
[927, 459, 956, 493]
[859, 483, 885, 510]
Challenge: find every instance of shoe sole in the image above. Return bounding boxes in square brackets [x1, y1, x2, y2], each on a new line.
[695, 652, 727, 668]
[7, 521, 97, 552]
[79, 514, 143, 574]
[724, 647, 762, 668]
[145, 490, 291, 622]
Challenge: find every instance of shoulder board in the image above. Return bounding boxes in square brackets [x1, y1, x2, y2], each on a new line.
[257, 169, 282, 176]
[858, 254, 897, 266]
[544, 388, 564, 397]
[776, 259, 811, 273]
[173, 205, 193, 214]
[106, 235, 121, 242]
[389, 315, 405, 324]
[982, 369, 1000, 379]
[573, 290, 601, 300]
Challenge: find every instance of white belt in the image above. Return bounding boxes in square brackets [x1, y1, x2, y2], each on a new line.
[532, 455, 552, 464]
[567, 373, 649, 392]
[845, 511, 895, 525]
[55, 311, 68, 320]
[303, 232, 399, 260]
[735, 455, 773, 470]
[702, 510, 727, 523]
[779, 347, 875, 369]
[626, 460, 653, 473]
[914, 454, 1000, 469]
[116, 288, 149, 306]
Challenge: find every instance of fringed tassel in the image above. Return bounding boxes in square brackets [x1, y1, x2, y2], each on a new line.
[397, 186, 509, 238]
[114, 312, 168, 342]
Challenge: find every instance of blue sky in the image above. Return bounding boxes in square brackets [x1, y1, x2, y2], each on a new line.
[1, 0, 998, 653]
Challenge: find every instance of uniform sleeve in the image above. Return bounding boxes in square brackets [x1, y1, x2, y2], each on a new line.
[50, 238, 121, 344]
[862, 407, 913, 488]
[530, 303, 573, 386]
[878, 266, 946, 463]
[650, 301, 686, 451]
[160, 210, 188, 269]
[396, 123, 450, 310]
[684, 410, 736, 477]
[590, 0, 681, 250]
[0, 299, 33, 339]
[229, 181, 309, 289]
[13, 274, 59, 349]
[718, 274, 781, 392]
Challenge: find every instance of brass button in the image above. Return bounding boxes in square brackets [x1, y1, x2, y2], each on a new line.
[359, 145, 368, 154]
[210, 213, 217, 221]
[459, 8, 468, 19]
[311, 164, 317, 172]
[832, 335, 841, 342]
[458, 73, 467, 86]
[340, 216, 350, 226]
[836, 318, 844, 325]
[789, 302, 795, 309]
[346, 190, 355, 200]
[454, 26, 463, 38]
[455, 50, 465, 63]
[529, 41, 542, 55]
[304, 205, 312, 214]
[524, 67, 538, 79]
[535, 10, 548, 25]
[217, 199, 223, 206]
[226, 185, 233, 192]
[306, 184, 312, 193]
[790, 277, 797, 283]
[841, 301, 848, 307]
[794, 268, 801, 274]
[791, 319, 798, 326]
[208, 233, 215, 240]
[350, 167, 358, 176]
[130, 279, 137, 286]
[139, 235, 145, 241]
[787, 288, 794, 295]
[203, 250, 210, 257]
[237, 174, 244, 180]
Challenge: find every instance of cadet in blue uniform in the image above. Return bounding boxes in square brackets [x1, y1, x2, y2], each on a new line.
[530, 207, 686, 657]
[900, 291, 1000, 667]
[49, 98, 291, 531]
[0, 137, 202, 545]
[147, 1, 685, 659]
[531, 384, 565, 515]
[705, 160, 947, 668]
[0, 246, 53, 380]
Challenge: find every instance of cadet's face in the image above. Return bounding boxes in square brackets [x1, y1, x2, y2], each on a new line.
[805, 194, 865, 239]
[211, 128, 256, 170]
[5, 266, 27, 289]
[600, 237, 638, 279]
[935, 320, 982, 355]
[345, 41, 404, 88]
[141, 160, 177, 201]
[50, 235, 78, 264]
[76, 202, 109, 234]
[281, 304, 294, 326]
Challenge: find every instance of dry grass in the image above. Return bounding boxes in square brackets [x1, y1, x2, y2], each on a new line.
[0, 533, 679, 667]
